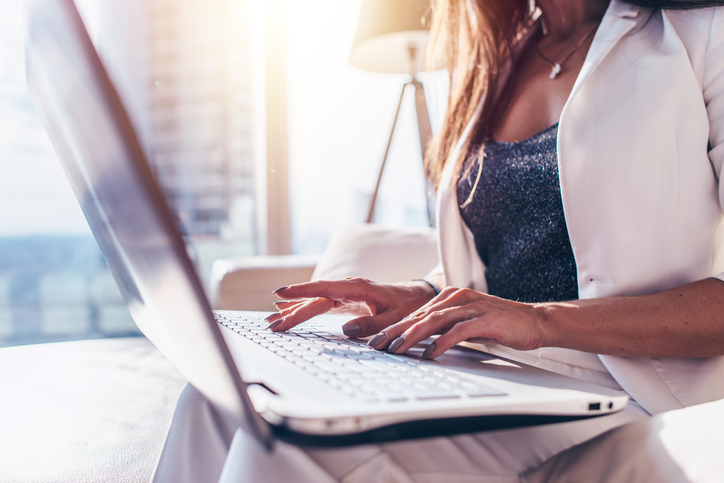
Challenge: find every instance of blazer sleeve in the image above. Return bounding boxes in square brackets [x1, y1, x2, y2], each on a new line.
[704, 7, 724, 283]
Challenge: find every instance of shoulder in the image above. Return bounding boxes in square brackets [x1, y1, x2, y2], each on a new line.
[661, 7, 721, 55]
[656, 8, 724, 90]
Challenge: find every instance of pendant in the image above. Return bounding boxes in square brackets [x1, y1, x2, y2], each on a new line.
[549, 63, 562, 79]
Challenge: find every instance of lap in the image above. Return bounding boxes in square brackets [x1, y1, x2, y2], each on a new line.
[523, 398, 724, 483]
[154, 384, 647, 483]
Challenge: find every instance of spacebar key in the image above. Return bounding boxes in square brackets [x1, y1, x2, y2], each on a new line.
[413, 391, 460, 400]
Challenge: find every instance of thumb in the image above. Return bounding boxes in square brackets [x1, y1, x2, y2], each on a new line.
[343, 311, 403, 338]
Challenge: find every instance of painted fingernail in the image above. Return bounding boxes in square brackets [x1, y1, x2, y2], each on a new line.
[368, 333, 387, 348]
[342, 323, 361, 336]
[388, 334, 405, 353]
[272, 286, 288, 295]
[267, 319, 283, 330]
[273, 300, 291, 306]
[422, 342, 437, 360]
[265, 313, 278, 321]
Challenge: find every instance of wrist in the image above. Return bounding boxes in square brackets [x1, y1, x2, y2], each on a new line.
[412, 278, 440, 297]
[533, 302, 566, 349]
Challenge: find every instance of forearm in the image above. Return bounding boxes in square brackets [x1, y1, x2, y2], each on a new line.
[539, 277, 724, 358]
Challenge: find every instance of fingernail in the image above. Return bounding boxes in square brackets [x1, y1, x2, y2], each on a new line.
[342, 323, 361, 337]
[368, 333, 387, 348]
[422, 342, 437, 360]
[273, 300, 290, 306]
[265, 313, 278, 321]
[272, 286, 288, 295]
[268, 319, 283, 330]
[388, 334, 405, 353]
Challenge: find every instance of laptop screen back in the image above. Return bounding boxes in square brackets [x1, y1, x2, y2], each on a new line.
[24, 0, 271, 446]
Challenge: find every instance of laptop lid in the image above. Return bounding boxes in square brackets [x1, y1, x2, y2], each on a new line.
[24, 0, 273, 448]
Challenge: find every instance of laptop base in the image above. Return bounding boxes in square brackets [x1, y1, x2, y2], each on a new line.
[273, 413, 605, 447]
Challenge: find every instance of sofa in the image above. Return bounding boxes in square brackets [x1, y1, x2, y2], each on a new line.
[2, 224, 721, 482]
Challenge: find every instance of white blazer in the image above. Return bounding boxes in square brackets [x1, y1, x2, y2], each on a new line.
[434, 1, 724, 415]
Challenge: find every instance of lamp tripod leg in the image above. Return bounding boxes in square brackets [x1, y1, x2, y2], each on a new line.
[411, 79, 435, 227]
[366, 82, 409, 224]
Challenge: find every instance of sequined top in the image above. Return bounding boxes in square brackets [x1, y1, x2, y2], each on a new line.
[456, 124, 578, 303]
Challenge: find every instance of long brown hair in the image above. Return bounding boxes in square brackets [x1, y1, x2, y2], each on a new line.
[425, 0, 724, 188]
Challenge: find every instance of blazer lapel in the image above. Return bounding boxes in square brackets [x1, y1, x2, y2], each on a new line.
[568, 0, 641, 102]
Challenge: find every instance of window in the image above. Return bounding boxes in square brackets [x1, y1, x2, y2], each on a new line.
[0, 0, 138, 346]
[0, 0, 445, 347]
[0, 0, 261, 347]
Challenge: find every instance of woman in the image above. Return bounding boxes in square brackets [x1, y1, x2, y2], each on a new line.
[154, 0, 724, 481]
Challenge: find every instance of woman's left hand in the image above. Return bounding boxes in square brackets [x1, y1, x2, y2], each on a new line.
[369, 286, 550, 359]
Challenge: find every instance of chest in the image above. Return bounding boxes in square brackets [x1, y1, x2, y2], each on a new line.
[492, 26, 595, 143]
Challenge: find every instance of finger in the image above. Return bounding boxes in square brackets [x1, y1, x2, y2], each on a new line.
[386, 305, 474, 355]
[401, 285, 452, 314]
[423, 319, 488, 359]
[264, 300, 304, 323]
[273, 278, 373, 302]
[366, 313, 421, 350]
[265, 301, 305, 323]
[264, 312, 284, 324]
[270, 297, 336, 331]
[368, 288, 465, 350]
[273, 299, 304, 310]
[366, 305, 440, 350]
[342, 310, 402, 338]
[265, 300, 308, 324]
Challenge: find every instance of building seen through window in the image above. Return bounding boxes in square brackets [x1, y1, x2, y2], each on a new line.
[97, 0, 259, 269]
[0, 0, 258, 347]
[137, 0, 256, 239]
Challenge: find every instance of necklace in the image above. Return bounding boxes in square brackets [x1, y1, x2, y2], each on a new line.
[535, 24, 598, 79]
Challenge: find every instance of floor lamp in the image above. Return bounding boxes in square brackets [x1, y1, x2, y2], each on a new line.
[350, 0, 436, 226]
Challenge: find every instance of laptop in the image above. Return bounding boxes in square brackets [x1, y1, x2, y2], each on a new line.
[24, 0, 628, 449]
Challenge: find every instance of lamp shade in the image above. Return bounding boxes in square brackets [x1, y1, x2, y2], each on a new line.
[350, 0, 430, 74]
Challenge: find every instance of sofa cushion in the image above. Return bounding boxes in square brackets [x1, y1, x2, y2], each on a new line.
[311, 224, 438, 283]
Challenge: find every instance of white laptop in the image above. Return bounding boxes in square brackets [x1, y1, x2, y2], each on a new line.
[25, 0, 628, 448]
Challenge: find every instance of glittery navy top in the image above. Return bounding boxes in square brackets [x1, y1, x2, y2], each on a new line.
[457, 124, 578, 303]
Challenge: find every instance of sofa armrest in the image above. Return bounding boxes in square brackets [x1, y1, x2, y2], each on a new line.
[311, 225, 438, 283]
[210, 255, 319, 311]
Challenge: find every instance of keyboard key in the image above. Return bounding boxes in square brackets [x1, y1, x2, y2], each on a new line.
[414, 392, 460, 400]
[461, 383, 507, 397]
[374, 392, 408, 402]
[314, 361, 356, 374]
[301, 354, 321, 364]
[214, 314, 505, 403]
[359, 360, 395, 372]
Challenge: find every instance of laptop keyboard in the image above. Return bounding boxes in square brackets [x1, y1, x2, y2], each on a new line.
[216, 313, 506, 404]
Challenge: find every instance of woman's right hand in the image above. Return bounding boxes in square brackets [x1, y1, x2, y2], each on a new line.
[267, 278, 437, 337]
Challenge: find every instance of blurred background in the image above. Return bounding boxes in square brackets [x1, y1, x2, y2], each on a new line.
[0, 0, 446, 347]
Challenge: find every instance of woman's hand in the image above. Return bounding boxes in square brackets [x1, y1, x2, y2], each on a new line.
[268, 278, 437, 337]
[368, 287, 548, 359]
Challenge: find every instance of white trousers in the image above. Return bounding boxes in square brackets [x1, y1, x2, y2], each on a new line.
[153, 384, 647, 483]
